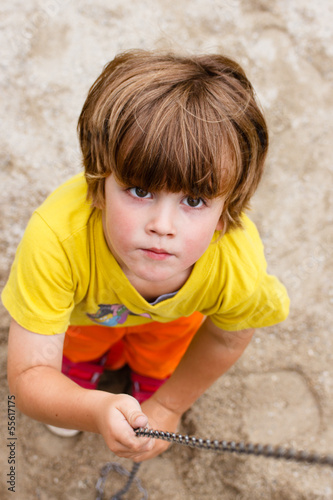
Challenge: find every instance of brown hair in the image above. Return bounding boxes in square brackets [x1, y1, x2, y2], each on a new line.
[78, 49, 268, 233]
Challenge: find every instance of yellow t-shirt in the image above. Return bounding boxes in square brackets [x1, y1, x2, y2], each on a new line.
[2, 174, 289, 335]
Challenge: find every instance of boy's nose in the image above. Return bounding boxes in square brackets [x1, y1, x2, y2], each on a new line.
[145, 204, 176, 237]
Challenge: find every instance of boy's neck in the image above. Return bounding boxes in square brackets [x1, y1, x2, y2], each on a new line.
[125, 267, 193, 302]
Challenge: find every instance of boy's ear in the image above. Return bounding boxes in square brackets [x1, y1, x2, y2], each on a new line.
[215, 219, 224, 231]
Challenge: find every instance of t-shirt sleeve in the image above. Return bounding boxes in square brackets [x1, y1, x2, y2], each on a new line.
[208, 216, 290, 331]
[210, 271, 290, 331]
[1, 212, 76, 335]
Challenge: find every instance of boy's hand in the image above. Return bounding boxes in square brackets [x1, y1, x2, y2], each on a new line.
[94, 393, 155, 461]
[95, 392, 180, 462]
[138, 395, 181, 460]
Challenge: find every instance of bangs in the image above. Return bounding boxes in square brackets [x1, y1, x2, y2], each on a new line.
[110, 83, 235, 199]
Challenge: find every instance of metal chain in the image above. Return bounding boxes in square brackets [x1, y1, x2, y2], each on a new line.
[95, 427, 333, 498]
[95, 461, 148, 500]
[135, 427, 333, 467]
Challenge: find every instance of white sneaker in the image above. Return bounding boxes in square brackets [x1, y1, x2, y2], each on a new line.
[46, 424, 81, 437]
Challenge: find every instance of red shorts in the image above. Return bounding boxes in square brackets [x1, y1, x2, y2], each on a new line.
[63, 312, 204, 379]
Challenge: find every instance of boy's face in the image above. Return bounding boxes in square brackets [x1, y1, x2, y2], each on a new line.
[102, 174, 224, 297]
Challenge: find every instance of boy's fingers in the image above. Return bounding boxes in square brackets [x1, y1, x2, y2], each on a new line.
[127, 409, 149, 430]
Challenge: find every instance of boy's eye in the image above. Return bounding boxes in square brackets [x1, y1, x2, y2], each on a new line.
[183, 196, 204, 208]
[129, 187, 151, 199]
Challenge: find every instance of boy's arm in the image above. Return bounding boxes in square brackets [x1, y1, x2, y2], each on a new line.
[8, 317, 253, 462]
[140, 318, 254, 460]
[7, 319, 153, 460]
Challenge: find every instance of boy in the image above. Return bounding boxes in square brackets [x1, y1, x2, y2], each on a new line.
[2, 50, 289, 462]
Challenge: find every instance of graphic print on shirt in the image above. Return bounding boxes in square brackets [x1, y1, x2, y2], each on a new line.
[87, 303, 151, 326]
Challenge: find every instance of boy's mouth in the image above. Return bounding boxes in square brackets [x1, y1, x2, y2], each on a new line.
[141, 247, 173, 260]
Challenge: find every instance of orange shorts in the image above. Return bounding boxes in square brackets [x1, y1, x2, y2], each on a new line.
[63, 312, 204, 379]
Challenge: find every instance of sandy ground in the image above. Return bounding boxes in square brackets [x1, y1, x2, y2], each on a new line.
[0, 1, 333, 499]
